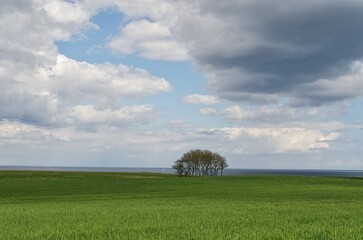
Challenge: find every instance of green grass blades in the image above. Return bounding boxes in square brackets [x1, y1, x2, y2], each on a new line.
[1, 171, 363, 239]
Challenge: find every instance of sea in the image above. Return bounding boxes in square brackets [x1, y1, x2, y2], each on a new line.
[1, 166, 363, 177]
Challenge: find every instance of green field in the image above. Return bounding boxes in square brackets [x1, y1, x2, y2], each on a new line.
[1, 171, 363, 239]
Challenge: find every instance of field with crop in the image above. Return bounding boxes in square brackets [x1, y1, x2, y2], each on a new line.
[0, 171, 363, 239]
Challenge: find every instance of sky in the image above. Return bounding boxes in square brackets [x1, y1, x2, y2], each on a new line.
[1, 0, 363, 169]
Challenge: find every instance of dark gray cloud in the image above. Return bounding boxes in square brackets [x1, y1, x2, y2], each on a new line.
[291, 63, 363, 106]
[174, 0, 363, 105]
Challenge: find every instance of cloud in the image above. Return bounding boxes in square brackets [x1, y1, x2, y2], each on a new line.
[49, 55, 171, 100]
[291, 61, 363, 106]
[0, 120, 73, 145]
[0, 114, 342, 168]
[0, 1, 172, 127]
[199, 108, 217, 116]
[105, 1, 190, 61]
[110, 0, 174, 20]
[183, 94, 220, 105]
[0, 54, 171, 126]
[218, 127, 339, 153]
[106, 0, 363, 105]
[9, 0, 360, 107]
[223, 105, 299, 123]
[170, 0, 363, 105]
[1, 119, 337, 155]
[0, 0, 98, 58]
[108, 20, 189, 61]
[0, 0, 359, 168]
[0, 90, 59, 125]
[42, 0, 96, 31]
[65, 104, 157, 125]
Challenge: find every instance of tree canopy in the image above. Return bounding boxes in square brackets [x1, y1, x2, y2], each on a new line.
[172, 149, 228, 177]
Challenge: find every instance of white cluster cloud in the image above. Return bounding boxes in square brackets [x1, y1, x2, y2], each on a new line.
[218, 127, 339, 153]
[108, 20, 189, 61]
[48, 55, 171, 100]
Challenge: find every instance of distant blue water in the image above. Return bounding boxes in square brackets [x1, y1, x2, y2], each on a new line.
[1, 166, 363, 177]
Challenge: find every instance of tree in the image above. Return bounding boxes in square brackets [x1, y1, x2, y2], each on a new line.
[172, 149, 228, 177]
[172, 162, 185, 177]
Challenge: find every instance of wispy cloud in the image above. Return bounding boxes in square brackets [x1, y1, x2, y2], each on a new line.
[183, 94, 220, 105]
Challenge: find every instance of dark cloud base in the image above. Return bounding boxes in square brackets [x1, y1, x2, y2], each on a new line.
[181, 1, 363, 105]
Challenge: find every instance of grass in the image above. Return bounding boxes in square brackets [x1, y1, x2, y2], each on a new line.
[1, 171, 363, 239]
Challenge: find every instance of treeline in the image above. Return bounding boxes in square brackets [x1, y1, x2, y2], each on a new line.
[172, 149, 228, 177]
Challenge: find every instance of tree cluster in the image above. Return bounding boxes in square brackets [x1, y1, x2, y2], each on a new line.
[172, 149, 228, 177]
